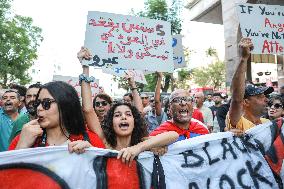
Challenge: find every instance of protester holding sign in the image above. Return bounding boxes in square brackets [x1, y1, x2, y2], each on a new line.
[76, 47, 179, 188]
[226, 38, 273, 134]
[9, 81, 105, 151]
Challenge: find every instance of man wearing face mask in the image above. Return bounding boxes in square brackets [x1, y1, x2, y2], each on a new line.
[0, 89, 21, 151]
[9, 83, 42, 143]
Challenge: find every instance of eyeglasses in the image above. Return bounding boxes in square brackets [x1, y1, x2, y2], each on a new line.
[268, 103, 283, 109]
[95, 101, 109, 107]
[34, 98, 56, 110]
[171, 96, 193, 104]
[141, 97, 149, 100]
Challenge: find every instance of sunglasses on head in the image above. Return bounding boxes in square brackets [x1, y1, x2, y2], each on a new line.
[171, 96, 193, 104]
[95, 101, 108, 107]
[34, 98, 56, 110]
[268, 103, 283, 109]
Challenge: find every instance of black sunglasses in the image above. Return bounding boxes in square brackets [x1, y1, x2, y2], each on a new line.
[95, 101, 108, 107]
[171, 96, 193, 104]
[141, 97, 149, 99]
[34, 98, 56, 110]
[268, 103, 283, 109]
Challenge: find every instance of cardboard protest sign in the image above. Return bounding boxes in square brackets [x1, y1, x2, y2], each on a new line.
[1, 119, 283, 188]
[52, 75, 101, 98]
[83, 11, 174, 72]
[172, 34, 186, 69]
[237, 3, 284, 55]
[102, 67, 147, 84]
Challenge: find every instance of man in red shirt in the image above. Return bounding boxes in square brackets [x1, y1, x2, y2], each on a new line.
[150, 89, 209, 141]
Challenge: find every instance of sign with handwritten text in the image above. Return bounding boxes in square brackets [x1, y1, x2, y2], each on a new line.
[84, 11, 174, 72]
[237, 3, 284, 55]
[102, 67, 147, 84]
[173, 34, 186, 69]
[52, 75, 101, 98]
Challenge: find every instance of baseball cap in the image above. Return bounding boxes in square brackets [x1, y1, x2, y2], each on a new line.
[244, 84, 274, 99]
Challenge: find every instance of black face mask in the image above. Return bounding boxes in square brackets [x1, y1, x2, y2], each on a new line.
[26, 100, 37, 117]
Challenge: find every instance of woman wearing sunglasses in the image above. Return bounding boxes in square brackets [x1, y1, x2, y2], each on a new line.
[9, 81, 104, 151]
[267, 95, 284, 120]
[93, 93, 112, 123]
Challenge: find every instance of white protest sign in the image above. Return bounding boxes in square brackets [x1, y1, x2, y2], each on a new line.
[53, 75, 101, 98]
[84, 11, 174, 72]
[102, 67, 147, 84]
[1, 120, 283, 189]
[172, 34, 186, 69]
[237, 3, 284, 55]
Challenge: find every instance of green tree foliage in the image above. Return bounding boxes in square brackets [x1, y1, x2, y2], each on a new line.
[115, 0, 183, 92]
[192, 60, 225, 90]
[0, 0, 43, 87]
[176, 68, 192, 89]
[113, 76, 144, 92]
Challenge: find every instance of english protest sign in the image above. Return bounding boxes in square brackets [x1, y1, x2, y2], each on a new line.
[237, 3, 284, 55]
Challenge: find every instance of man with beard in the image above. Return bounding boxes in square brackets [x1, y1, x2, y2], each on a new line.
[209, 93, 223, 133]
[226, 38, 273, 134]
[150, 89, 209, 141]
[9, 83, 41, 143]
[0, 90, 21, 151]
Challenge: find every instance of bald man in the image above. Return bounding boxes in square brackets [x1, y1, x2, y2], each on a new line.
[150, 89, 209, 141]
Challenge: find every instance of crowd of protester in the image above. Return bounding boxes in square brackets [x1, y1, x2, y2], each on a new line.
[0, 38, 283, 186]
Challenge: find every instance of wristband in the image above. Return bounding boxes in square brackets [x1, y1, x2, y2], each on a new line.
[79, 74, 95, 85]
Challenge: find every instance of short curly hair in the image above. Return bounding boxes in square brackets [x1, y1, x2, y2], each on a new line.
[102, 102, 148, 148]
[93, 93, 113, 109]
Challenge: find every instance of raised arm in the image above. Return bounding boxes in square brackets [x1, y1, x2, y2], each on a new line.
[78, 47, 105, 141]
[126, 74, 143, 114]
[154, 72, 163, 116]
[228, 38, 253, 127]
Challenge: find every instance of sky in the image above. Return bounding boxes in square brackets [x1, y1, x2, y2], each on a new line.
[11, 0, 224, 95]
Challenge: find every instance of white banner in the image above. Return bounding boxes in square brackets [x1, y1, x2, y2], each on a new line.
[102, 67, 147, 84]
[53, 75, 101, 98]
[83, 11, 174, 72]
[237, 3, 284, 55]
[1, 120, 283, 188]
[172, 34, 186, 69]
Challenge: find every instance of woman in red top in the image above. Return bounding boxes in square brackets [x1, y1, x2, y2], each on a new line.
[73, 48, 179, 189]
[9, 81, 104, 151]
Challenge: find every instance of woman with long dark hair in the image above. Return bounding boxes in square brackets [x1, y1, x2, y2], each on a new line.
[9, 81, 104, 151]
[76, 47, 178, 162]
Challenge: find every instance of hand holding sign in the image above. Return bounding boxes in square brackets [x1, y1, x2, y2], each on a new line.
[77, 47, 92, 64]
[117, 145, 143, 167]
[68, 140, 92, 154]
